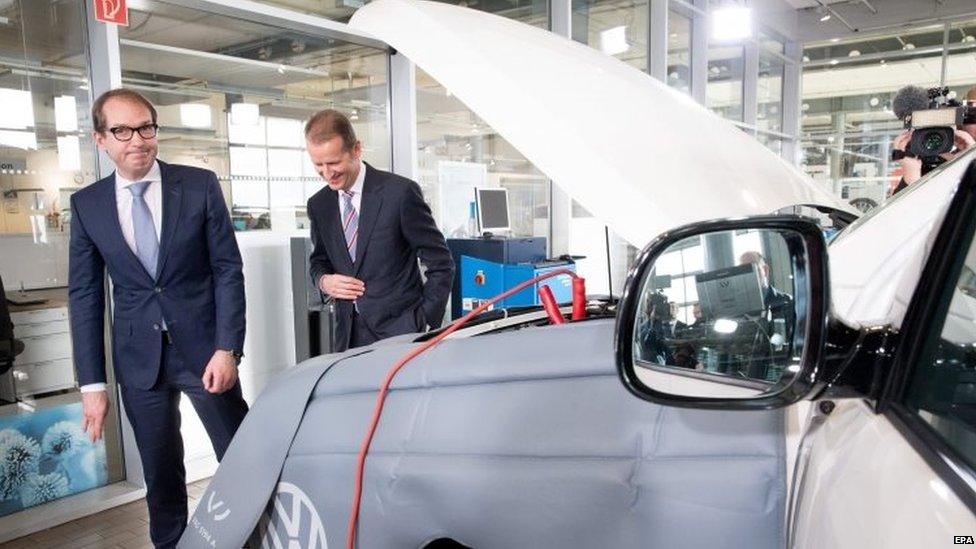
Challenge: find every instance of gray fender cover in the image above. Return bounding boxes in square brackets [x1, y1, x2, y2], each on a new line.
[179, 346, 373, 549]
[180, 319, 787, 549]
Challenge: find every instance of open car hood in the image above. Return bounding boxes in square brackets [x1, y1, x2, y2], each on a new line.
[350, 0, 853, 248]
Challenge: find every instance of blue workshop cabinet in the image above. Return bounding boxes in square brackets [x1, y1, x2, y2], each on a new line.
[459, 256, 575, 314]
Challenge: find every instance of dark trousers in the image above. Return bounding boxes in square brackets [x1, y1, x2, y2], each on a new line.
[347, 310, 379, 350]
[119, 336, 248, 549]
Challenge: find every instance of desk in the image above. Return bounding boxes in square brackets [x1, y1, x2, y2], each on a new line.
[6, 287, 76, 399]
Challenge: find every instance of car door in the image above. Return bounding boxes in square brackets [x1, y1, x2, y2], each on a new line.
[791, 162, 976, 548]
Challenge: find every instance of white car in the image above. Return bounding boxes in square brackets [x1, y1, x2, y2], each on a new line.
[616, 147, 976, 548]
[180, 1, 976, 547]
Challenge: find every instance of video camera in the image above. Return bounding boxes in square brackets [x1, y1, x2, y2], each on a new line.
[891, 86, 976, 170]
[645, 290, 672, 322]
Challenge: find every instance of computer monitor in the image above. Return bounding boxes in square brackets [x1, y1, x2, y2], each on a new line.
[475, 188, 510, 234]
[695, 264, 765, 319]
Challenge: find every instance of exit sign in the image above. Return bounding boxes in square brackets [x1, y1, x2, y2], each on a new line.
[94, 0, 128, 26]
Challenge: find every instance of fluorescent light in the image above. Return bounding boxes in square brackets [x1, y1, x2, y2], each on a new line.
[54, 95, 78, 132]
[713, 318, 739, 334]
[231, 103, 260, 126]
[0, 89, 34, 129]
[711, 7, 752, 42]
[0, 130, 37, 150]
[819, 13, 831, 22]
[57, 135, 81, 171]
[180, 103, 212, 128]
[599, 26, 629, 56]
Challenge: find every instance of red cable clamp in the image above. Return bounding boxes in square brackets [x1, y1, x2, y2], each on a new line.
[538, 285, 565, 324]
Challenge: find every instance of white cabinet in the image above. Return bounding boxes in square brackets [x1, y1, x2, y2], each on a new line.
[10, 306, 76, 398]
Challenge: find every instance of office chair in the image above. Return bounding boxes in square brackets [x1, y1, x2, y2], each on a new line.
[0, 274, 24, 376]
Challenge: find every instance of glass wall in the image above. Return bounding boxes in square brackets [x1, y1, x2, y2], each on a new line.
[0, 0, 124, 520]
[800, 19, 976, 213]
[757, 43, 785, 133]
[707, 45, 744, 121]
[572, 0, 649, 72]
[667, 8, 693, 95]
[119, 1, 390, 232]
[415, 41, 550, 240]
[412, 3, 550, 241]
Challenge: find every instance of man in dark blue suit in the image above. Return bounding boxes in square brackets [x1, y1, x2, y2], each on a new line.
[69, 89, 248, 548]
[305, 110, 453, 351]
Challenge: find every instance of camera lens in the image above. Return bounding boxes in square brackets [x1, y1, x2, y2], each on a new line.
[923, 132, 946, 152]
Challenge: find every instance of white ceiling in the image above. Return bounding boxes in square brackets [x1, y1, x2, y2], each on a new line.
[782, 0, 847, 7]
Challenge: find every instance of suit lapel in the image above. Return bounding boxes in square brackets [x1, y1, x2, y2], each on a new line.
[99, 175, 153, 282]
[353, 164, 383, 276]
[324, 189, 355, 274]
[156, 161, 184, 277]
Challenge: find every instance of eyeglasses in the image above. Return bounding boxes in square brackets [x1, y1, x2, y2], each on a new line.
[107, 123, 158, 142]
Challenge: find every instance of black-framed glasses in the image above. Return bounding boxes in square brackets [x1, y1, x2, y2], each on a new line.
[108, 123, 158, 141]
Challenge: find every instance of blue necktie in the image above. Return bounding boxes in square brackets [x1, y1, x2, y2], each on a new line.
[342, 190, 359, 262]
[128, 181, 159, 279]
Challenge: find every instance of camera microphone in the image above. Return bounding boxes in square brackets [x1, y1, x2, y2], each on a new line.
[892, 85, 930, 122]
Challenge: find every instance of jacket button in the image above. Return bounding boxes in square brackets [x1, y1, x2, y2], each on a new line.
[154, 287, 162, 293]
[153, 323, 160, 330]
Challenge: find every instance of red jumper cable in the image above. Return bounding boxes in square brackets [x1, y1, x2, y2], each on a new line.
[346, 269, 585, 549]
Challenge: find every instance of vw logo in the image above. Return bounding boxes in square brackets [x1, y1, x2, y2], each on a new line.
[207, 491, 231, 522]
[256, 482, 328, 549]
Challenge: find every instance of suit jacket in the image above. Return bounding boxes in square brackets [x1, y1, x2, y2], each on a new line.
[307, 163, 453, 350]
[69, 161, 245, 390]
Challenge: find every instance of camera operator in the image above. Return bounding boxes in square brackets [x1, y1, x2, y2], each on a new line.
[891, 85, 976, 194]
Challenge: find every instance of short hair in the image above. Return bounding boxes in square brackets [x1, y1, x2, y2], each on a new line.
[91, 88, 157, 133]
[304, 109, 358, 150]
[739, 251, 767, 266]
[967, 86, 976, 103]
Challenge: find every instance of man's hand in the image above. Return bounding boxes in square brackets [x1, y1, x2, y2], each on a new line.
[319, 274, 365, 300]
[893, 130, 923, 185]
[953, 129, 976, 154]
[202, 350, 238, 394]
[892, 130, 912, 152]
[81, 390, 109, 443]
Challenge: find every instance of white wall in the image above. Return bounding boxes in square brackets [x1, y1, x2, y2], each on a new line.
[180, 229, 305, 478]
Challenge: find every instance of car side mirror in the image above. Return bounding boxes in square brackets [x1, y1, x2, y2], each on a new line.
[614, 216, 830, 410]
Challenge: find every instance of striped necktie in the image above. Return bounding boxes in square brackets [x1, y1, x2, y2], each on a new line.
[342, 190, 358, 262]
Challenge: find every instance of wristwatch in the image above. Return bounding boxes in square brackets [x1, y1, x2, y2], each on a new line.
[223, 349, 243, 365]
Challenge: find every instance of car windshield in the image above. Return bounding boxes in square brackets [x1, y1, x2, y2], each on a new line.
[830, 147, 976, 245]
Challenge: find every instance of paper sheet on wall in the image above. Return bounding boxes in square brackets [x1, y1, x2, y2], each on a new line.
[437, 160, 487, 237]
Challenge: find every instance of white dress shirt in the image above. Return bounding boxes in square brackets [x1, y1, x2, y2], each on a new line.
[80, 161, 163, 394]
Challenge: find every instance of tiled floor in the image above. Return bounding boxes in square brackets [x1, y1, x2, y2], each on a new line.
[0, 478, 211, 549]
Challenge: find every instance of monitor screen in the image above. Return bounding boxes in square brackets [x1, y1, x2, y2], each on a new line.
[695, 264, 765, 319]
[476, 188, 510, 233]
